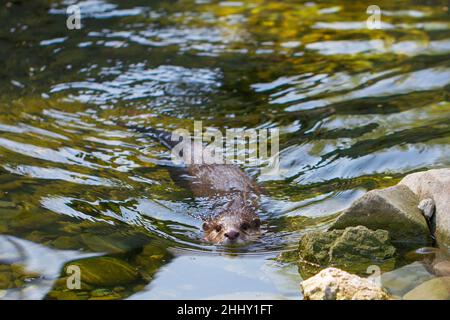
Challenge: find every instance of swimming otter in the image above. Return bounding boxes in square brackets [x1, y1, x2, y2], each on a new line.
[131, 125, 261, 244]
[189, 163, 261, 244]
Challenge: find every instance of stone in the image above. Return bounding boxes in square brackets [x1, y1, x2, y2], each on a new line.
[51, 236, 80, 250]
[433, 261, 450, 277]
[298, 226, 396, 277]
[400, 169, 450, 248]
[80, 234, 127, 253]
[418, 198, 435, 220]
[88, 293, 121, 300]
[69, 256, 139, 286]
[381, 262, 435, 297]
[47, 290, 80, 300]
[403, 277, 450, 300]
[91, 288, 113, 297]
[331, 185, 430, 245]
[0, 271, 13, 289]
[301, 267, 390, 300]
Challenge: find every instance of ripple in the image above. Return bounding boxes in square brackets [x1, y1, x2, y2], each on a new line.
[0, 235, 97, 300]
[4, 164, 121, 187]
[50, 64, 221, 106]
[49, 0, 145, 19]
[41, 196, 114, 224]
[286, 67, 450, 111]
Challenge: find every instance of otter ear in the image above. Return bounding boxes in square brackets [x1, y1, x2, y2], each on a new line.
[202, 222, 211, 231]
[252, 218, 261, 228]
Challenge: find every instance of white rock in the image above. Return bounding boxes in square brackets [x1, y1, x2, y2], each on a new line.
[400, 169, 450, 248]
[301, 267, 390, 300]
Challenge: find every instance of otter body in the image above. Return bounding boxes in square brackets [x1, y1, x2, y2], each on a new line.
[187, 164, 261, 244]
[135, 126, 261, 244]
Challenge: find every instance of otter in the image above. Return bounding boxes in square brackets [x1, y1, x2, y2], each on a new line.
[188, 163, 261, 244]
[131, 125, 261, 245]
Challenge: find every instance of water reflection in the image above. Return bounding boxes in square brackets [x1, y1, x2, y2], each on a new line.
[0, 0, 449, 299]
[0, 235, 97, 299]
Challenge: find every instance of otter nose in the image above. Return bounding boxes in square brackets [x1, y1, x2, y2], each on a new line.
[224, 230, 240, 240]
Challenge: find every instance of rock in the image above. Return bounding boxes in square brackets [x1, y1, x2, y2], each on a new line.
[298, 226, 396, 277]
[69, 256, 139, 286]
[26, 231, 51, 243]
[430, 249, 450, 276]
[331, 185, 430, 246]
[400, 169, 450, 248]
[51, 236, 80, 250]
[91, 288, 113, 297]
[80, 234, 127, 253]
[88, 293, 121, 300]
[418, 198, 435, 220]
[433, 261, 450, 277]
[133, 244, 171, 280]
[403, 277, 450, 300]
[381, 262, 435, 298]
[0, 271, 13, 289]
[301, 267, 390, 300]
[47, 290, 80, 300]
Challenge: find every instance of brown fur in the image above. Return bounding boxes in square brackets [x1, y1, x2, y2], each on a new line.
[187, 164, 261, 244]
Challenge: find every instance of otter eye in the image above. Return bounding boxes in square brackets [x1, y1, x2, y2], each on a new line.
[240, 222, 250, 231]
[202, 222, 211, 231]
[252, 218, 261, 228]
[214, 225, 222, 232]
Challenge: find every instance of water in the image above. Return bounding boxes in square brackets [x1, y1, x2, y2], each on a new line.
[0, 0, 449, 299]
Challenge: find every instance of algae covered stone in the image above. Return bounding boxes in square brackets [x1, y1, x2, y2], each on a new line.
[298, 226, 396, 278]
[69, 256, 139, 286]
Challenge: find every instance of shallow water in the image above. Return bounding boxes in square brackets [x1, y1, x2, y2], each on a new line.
[0, 0, 449, 299]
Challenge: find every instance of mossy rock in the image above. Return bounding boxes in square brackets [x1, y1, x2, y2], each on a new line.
[80, 234, 128, 253]
[51, 236, 80, 250]
[88, 293, 121, 300]
[133, 244, 171, 280]
[0, 271, 13, 289]
[68, 256, 139, 286]
[47, 290, 81, 300]
[298, 226, 396, 278]
[91, 288, 114, 297]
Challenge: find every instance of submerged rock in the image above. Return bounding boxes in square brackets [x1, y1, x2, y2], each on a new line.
[433, 261, 450, 277]
[331, 185, 430, 246]
[399, 169, 450, 248]
[298, 226, 396, 278]
[403, 277, 450, 300]
[69, 256, 139, 286]
[381, 262, 435, 298]
[301, 267, 390, 300]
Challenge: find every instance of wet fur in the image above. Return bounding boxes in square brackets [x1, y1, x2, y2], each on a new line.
[132, 125, 262, 244]
[188, 164, 261, 244]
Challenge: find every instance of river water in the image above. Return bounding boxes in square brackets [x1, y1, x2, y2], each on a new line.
[0, 0, 449, 299]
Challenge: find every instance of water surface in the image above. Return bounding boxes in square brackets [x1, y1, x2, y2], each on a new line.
[0, 0, 449, 299]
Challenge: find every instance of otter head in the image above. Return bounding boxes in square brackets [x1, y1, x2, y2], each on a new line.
[202, 213, 261, 245]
